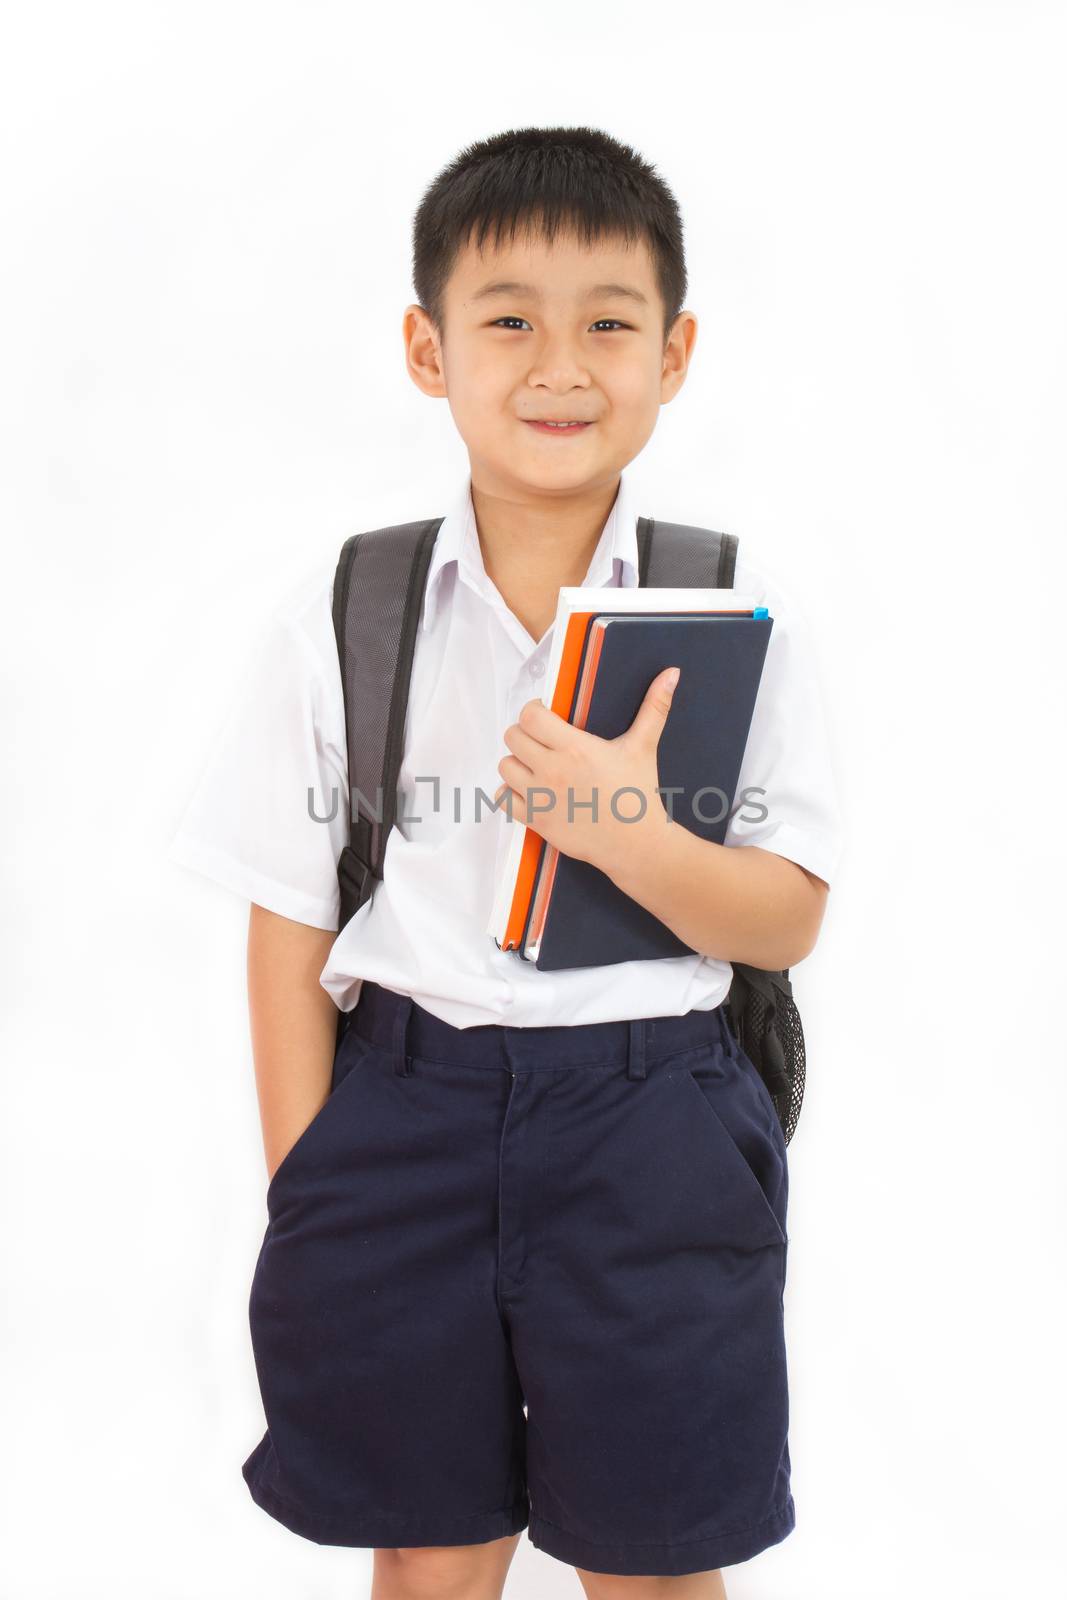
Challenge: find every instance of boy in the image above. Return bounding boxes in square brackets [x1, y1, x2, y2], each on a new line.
[169, 125, 842, 1597]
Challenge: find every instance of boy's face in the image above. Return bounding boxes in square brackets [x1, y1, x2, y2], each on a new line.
[405, 223, 696, 500]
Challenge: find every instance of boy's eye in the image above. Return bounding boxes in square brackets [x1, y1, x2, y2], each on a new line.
[490, 317, 630, 333]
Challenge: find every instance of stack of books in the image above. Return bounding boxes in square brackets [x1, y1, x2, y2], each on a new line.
[486, 585, 773, 970]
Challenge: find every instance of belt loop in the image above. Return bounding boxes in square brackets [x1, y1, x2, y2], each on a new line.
[392, 993, 414, 1076]
[627, 1018, 647, 1080]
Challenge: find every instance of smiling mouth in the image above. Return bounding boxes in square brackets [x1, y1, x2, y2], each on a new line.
[522, 419, 594, 432]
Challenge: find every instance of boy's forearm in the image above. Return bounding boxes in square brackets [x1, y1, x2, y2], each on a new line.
[247, 904, 340, 1182]
[605, 817, 828, 970]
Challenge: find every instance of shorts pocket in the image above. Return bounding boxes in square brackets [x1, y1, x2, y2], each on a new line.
[264, 1028, 372, 1212]
[679, 1048, 788, 1249]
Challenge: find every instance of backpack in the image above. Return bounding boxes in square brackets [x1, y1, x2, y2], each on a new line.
[331, 514, 808, 1145]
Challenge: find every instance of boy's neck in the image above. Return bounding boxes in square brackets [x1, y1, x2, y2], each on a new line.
[470, 476, 622, 647]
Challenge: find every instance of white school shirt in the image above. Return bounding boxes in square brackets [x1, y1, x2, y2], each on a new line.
[168, 469, 843, 1029]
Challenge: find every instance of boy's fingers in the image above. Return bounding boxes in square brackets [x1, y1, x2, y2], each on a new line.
[624, 667, 680, 748]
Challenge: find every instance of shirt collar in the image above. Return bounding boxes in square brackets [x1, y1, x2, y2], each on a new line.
[422, 470, 641, 631]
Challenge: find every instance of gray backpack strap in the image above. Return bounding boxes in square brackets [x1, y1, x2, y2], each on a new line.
[635, 516, 738, 589]
[331, 516, 443, 930]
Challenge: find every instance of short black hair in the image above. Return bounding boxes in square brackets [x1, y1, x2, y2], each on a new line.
[412, 125, 687, 347]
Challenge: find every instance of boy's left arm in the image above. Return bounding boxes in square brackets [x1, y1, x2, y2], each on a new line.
[606, 817, 828, 971]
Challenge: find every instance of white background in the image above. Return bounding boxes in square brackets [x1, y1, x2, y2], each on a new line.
[3, 3, 1065, 1596]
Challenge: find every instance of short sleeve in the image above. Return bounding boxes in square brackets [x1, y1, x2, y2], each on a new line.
[167, 588, 349, 930]
[722, 557, 844, 888]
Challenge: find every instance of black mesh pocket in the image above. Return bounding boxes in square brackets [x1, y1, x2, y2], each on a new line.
[724, 966, 806, 1146]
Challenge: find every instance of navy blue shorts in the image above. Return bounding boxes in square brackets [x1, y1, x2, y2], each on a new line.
[243, 980, 794, 1577]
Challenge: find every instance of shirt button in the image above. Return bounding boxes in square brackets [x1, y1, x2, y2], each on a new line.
[529, 660, 545, 678]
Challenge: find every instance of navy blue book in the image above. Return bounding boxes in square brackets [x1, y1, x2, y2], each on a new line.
[518, 612, 774, 970]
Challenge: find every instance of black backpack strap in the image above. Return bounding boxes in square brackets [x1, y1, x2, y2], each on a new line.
[636, 516, 738, 589]
[331, 516, 443, 931]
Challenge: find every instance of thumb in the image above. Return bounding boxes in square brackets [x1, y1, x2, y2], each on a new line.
[626, 666, 680, 746]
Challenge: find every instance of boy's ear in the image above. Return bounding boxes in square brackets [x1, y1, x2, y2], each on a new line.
[403, 304, 447, 398]
[661, 311, 698, 404]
